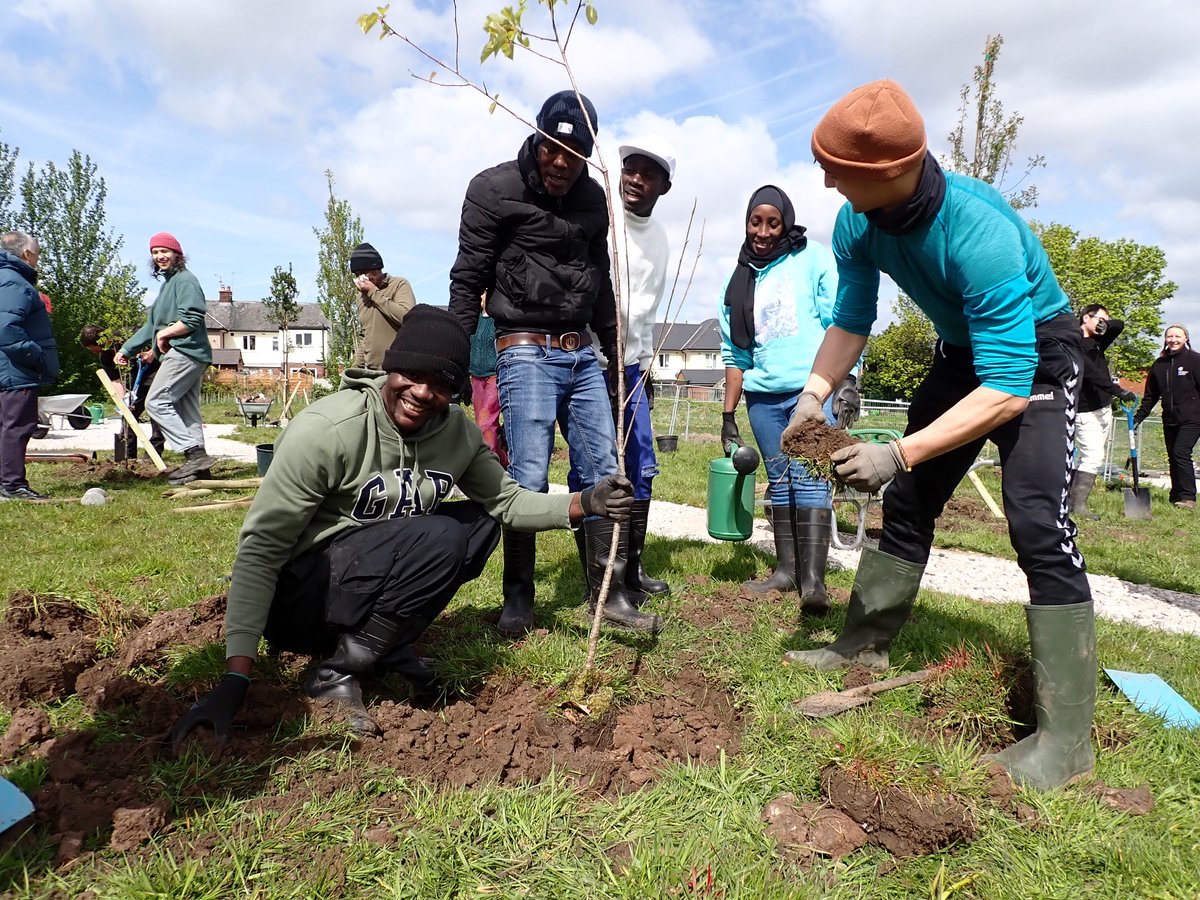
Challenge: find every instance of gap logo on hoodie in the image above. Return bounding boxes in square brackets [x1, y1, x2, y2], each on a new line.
[352, 468, 456, 520]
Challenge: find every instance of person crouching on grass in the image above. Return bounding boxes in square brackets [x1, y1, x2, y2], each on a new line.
[170, 306, 634, 748]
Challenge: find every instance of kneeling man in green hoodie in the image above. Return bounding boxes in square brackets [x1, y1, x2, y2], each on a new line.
[171, 306, 632, 745]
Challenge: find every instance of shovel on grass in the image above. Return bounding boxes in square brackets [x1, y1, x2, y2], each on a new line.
[792, 669, 932, 718]
[1122, 404, 1152, 520]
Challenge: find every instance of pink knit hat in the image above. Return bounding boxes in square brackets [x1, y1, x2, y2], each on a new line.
[811, 79, 927, 181]
[148, 232, 183, 254]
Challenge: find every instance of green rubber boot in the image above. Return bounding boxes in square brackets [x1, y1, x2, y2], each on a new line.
[782, 546, 924, 672]
[993, 601, 1096, 790]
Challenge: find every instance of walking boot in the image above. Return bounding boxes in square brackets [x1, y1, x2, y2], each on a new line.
[583, 519, 662, 632]
[744, 505, 798, 594]
[993, 602, 1096, 790]
[303, 612, 408, 734]
[496, 530, 537, 638]
[796, 508, 833, 615]
[627, 499, 670, 597]
[782, 546, 924, 672]
[1068, 471, 1100, 521]
[169, 446, 217, 482]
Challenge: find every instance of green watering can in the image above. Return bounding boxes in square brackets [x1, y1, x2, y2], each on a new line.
[707, 442, 760, 541]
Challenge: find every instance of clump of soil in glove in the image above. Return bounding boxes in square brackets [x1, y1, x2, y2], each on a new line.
[780, 420, 859, 480]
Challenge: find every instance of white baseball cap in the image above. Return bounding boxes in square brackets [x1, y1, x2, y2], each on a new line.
[619, 137, 676, 181]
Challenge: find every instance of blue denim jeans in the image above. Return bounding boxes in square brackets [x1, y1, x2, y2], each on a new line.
[745, 389, 834, 509]
[497, 342, 618, 494]
[567, 363, 657, 499]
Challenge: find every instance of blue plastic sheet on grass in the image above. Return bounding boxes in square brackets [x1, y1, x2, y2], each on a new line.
[1104, 669, 1200, 728]
[0, 776, 33, 833]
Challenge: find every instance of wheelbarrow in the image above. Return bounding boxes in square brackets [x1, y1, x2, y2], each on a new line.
[34, 393, 94, 438]
[828, 428, 900, 551]
[236, 397, 274, 428]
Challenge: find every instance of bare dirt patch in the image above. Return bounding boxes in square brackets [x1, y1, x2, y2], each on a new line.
[762, 792, 868, 867]
[55, 460, 163, 483]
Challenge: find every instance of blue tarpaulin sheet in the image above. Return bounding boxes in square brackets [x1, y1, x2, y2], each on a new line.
[1104, 669, 1200, 729]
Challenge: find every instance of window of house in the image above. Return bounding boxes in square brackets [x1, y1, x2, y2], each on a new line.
[242, 335, 255, 350]
[296, 333, 312, 346]
[658, 353, 669, 368]
[272, 338, 279, 351]
[703, 352, 719, 366]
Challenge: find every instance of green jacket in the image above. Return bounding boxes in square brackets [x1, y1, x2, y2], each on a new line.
[121, 268, 212, 364]
[225, 370, 572, 658]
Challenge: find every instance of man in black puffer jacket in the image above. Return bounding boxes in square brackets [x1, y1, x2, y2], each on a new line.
[448, 90, 660, 637]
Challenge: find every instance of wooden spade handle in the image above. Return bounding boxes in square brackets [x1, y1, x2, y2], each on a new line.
[849, 668, 933, 698]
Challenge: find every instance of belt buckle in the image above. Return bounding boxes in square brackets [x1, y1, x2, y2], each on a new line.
[560, 332, 581, 351]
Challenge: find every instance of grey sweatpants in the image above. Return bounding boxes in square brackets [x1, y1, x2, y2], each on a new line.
[145, 349, 206, 453]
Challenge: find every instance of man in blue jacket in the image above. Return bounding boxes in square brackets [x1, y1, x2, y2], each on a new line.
[783, 80, 1094, 791]
[0, 231, 60, 500]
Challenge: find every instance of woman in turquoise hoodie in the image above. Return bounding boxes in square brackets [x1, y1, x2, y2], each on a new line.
[718, 185, 853, 615]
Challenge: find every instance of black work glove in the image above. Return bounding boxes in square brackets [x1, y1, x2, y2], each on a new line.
[605, 356, 621, 423]
[580, 474, 635, 522]
[644, 372, 655, 411]
[1117, 388, 1137, 404]
[831, 375, 861, 430]
[169, 673, 250, 755]
[721, 412, 742, 455]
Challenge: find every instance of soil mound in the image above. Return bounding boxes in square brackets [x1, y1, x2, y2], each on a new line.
[0, 593, 100, 706]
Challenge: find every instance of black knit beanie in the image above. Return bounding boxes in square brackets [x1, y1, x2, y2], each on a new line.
[534, 90, 598, 157]
[381, 306, 470, 391]
[349, 242, 384, 274]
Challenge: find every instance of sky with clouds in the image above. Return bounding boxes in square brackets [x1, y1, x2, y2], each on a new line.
[3, 0, 1198, 331]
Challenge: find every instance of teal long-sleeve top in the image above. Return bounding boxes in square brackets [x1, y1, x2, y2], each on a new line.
[718, 242, 839, 393]
[829, 173, 1071, 397]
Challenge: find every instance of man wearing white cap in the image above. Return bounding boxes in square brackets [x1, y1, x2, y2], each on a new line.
[568, 138, 675, 601]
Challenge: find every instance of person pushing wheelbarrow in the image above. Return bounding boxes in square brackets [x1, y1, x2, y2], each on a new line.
[782, 80, 1095, 791]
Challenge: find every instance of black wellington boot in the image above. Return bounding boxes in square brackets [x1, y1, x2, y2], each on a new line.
[583, 519, 661, 632]
[796, 508, 833, 615]
[1069, 470, 1100, 521]
[627, 499, 670, 597]
[497, 529, 537, 638]
[744, 505, 798, 594]
[303, 612, 408, 734]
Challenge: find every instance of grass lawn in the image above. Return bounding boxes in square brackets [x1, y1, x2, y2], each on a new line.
[0, 435, 1198, 898]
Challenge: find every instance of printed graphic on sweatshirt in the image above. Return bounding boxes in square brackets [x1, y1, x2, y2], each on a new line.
[753, 273, 801, 344]
[351, 468, 456, 520]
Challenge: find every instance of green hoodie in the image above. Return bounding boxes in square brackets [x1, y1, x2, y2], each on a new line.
[225, 371, 572, 659]
[121, 268, 212, 364]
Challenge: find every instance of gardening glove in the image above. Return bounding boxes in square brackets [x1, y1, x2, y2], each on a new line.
[605, 356, 622, 423]
[644, 372, 655, 411]
[780, 391, 827, 447]
[169, 673, 250, 756]
[831, 376, 861, 430]
[1117, 388, 1137, 404]
[580, 474, 635, 522]
[831, 440, 907, 494]
[721, 412, 742, 455]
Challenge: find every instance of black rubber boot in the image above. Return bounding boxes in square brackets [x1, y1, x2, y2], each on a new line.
[574, 527, 590, 604]
[796, 508, 832, 615]
[497, 530, 537, 638]
[584, 519, 661, 633]
[744, 505, 798, 594]
[783, 546, 924, 672]
[1069, 470, 1100, 520]
[627, 499, 670, 597]
[993, 602, 1096, 789]
[377, 644, 441, 699]
[303, 612, 408, 734]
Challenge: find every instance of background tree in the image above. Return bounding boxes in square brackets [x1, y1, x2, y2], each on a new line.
[10, 151, 143, 392]
[860, 294, 937, 401]
[261, 264, 301, 404]
[0, 132, 17, 222]
[1033, 223, 1173, 377]
[314, 170, 364, 388]
[944, 34, 1045, 209]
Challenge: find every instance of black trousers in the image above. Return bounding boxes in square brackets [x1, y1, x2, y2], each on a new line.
[0, 387, 38, 492]
[264, 501, 501, 655]
[879, 314, 1092, 606]
[1163, 423, 1200, 503]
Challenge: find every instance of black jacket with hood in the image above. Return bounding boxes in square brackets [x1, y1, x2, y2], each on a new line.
[1078, 318, 1125, 413]
[1135, 345, 1200, 427]
[447, 136, 618, 360]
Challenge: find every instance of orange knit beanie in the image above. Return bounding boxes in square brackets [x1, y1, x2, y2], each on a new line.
[811, 79, 927, 181]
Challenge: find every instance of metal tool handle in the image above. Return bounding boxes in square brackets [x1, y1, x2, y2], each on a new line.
[830, 494, 869, 551]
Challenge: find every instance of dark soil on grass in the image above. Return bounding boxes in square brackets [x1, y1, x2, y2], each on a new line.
[861, 494, 1006, 542]
[0, 588, 741, 863]
[54, 459, 164, 483]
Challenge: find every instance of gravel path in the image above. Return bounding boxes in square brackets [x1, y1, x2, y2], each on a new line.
[34, 422, 1200, 636]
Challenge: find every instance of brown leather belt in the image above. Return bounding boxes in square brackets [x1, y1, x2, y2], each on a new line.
[495, 330, 591, 353]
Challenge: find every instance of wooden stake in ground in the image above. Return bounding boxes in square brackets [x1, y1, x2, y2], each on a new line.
[95, 369, 167, 471]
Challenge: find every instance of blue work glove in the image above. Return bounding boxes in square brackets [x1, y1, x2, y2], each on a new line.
[831, 441, 907, 493]
[780, 391, 827, 447]
[831, 376, 861, 430]
[720, 412, 742, 455]
[169, 673, 250, 755]
[580, 474, 635, 522]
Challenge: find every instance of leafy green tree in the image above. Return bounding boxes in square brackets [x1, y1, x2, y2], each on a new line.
[944, 34, 1045, 209]
[0, 132, 17, 223]
[860, 294, 936, 401]
[313, 170, 363, 388]
[262, 264, 301, 401]
[12, 151, 143, 393]
[1033, 223, 1173, 377]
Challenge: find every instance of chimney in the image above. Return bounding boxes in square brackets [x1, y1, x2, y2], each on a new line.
[218, 285, 233, 304]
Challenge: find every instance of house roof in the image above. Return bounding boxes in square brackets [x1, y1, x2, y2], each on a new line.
[211, 348, 243, 367]
[676, 368, 725, 386]
[652, 318, 721, 352]
[206, 300, 330, 333]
